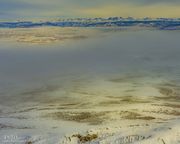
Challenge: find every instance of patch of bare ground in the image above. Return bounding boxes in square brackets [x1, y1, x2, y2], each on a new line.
[21, 85, 60, 96]
[163, 103, 180, 108]
[17, 107, 38, 113]
[25, 141, 32, 144]
[0, 123, 32, 130]
[43, 111, 110, 125]
[120, 111, 155, 120]
[155, 95, 180, 102]
[0, 28, 95, 44]
[156, 86, 180, 102]
[99, 100, 123, 105]
[108, 74, 143, 83]
[144, 109, 180, 116]
[99, 96, 150, 106]
[120, 96, 150, 104]
[72, 134, 98, 143]
[152, 103, 180, 109]
[0, 124, 14, 129]
[158, 87, 174, 96]
[158, 85, 180, 96]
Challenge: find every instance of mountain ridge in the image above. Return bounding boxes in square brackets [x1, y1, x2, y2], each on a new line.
[0, 17, 180, 30]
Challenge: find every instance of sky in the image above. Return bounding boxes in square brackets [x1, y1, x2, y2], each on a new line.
[0, 0, 180, 21]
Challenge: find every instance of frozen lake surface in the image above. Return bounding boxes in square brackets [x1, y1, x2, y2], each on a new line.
[0, 27, 180, 144]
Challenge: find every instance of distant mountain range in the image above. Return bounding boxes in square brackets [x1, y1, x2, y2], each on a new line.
[0, 17, 180, 30]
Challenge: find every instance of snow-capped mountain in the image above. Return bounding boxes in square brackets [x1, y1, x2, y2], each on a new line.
[0, 17, 180, 30]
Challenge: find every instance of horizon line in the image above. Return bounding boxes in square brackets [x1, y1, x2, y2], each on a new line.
[0, 17, 180, 22]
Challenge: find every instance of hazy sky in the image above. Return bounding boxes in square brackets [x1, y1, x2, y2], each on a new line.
[0, 0, 180, 20]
